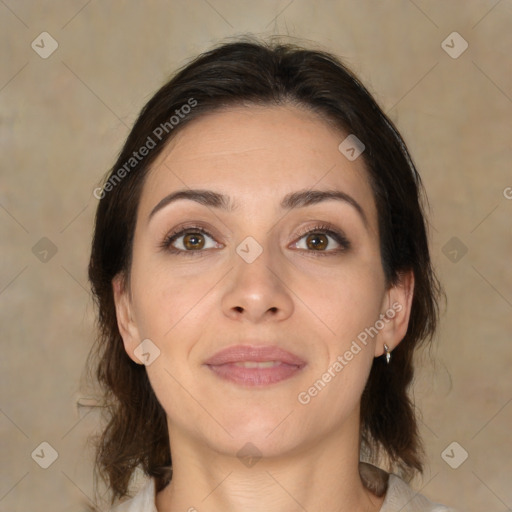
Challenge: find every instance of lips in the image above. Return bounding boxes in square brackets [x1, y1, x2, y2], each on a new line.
[204, 345, 306, 386]
[204, 345, 306, 366]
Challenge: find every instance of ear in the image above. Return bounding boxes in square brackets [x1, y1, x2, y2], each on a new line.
[112, 273, 143, 365]
[374, 270, 415, 358]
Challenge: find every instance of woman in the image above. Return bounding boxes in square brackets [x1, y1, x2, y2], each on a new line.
[86, 37, 456, 511]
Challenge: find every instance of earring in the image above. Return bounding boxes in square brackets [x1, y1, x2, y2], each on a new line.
[383, 344, 391, 364]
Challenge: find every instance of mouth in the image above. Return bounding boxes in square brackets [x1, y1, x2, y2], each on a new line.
[204, 345, 306, 387]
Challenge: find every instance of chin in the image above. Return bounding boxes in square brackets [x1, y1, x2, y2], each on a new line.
[209, 412, 304, 456]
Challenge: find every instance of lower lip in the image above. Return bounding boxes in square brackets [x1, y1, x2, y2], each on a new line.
[206, 362, 304, 386]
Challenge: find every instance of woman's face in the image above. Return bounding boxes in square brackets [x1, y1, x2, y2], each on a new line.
[113, 104, 412, 460]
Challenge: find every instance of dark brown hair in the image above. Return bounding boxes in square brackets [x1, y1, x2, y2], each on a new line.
[86, 36, 442, 507]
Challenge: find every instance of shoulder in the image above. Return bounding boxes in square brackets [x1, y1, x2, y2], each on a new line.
[110, 478, 157, 512]
[381, 473, 459, 512]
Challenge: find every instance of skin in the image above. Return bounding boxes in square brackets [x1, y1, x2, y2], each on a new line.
[113, 104, 414, 512]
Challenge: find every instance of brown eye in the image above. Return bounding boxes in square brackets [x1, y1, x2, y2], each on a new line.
[292, 224, 351, 255]
[162, 227, 221, 254]
[305, 233, 328, 250]
[183, 232, 205, 250]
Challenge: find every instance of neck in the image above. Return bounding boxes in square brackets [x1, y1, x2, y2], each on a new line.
[155, 415, 386, 512]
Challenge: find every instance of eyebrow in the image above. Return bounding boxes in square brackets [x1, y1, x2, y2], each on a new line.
[148, 188, 368, 227]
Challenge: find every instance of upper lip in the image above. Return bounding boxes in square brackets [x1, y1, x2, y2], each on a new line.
[204, 344, 306, 367]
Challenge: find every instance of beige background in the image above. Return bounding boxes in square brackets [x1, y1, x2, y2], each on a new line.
[1, 1, 511, 511]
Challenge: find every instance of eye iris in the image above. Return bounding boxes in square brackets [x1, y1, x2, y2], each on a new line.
[183, 232, 205, 250]
[306, 233, 328, 250]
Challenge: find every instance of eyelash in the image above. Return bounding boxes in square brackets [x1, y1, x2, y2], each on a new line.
[160, 222, 351, 257]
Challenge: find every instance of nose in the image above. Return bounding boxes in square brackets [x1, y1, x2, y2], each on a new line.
[221, 244, 294, 323]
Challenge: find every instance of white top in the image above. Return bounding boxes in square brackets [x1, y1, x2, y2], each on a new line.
[111, 473, 458, 512]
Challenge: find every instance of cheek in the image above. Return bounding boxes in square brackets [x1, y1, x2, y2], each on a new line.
[293, 257, 386, 344]
[129, 256, 218, 341]
[295, 268, 381, 421]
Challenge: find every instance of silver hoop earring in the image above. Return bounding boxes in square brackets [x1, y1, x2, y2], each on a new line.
[384, 344, 391, 364]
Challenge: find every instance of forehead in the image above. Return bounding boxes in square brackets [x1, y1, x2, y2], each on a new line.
[140, 104, 377, 225]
